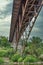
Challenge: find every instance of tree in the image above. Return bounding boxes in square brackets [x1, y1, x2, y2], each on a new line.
[0, 36, 11, 47]
[30, 37, 42, 56]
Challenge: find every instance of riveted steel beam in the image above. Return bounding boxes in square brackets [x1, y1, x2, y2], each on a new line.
[9, 0, 43, 46]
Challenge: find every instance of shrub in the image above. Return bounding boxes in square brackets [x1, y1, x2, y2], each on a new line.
[7, 48, 15, 58]
[0, 57, 4, 64]
[11, 53, 21, 62]
[22, 53, 26, 60]
[18, 57, 23, 62]
[0, 36, 11, 47]
[24, 47, 29, 54]
[0, 50, 7, 57]
[0, 48, 14, 57]
[23, 55, 38, 62]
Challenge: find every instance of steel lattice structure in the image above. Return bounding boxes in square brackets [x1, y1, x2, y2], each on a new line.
[9, 0, 43, 45]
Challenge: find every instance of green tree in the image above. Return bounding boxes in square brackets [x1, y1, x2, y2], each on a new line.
[0, 36, 10, 47]
[30, 37, 42, 56]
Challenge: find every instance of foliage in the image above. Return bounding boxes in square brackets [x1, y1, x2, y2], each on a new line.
[23, 55, 38, 62]
[0, 48, 15, 57]
[18, 57, 23, 62]
[24, 46, 30, 54]
[0, 36, 11, 47]
[0, 57, 4, 64]
[0, 50, 7, 57]
[24, 37, 43, 57]
[31, 37, 42, 44]
[0, 36, 43, 62]
[11, 53, 21, 62]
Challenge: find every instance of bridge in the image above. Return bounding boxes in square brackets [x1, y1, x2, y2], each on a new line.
[9, 0, 43, 47]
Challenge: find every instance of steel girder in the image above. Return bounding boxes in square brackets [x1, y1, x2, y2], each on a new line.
[9, 0, 43, 44]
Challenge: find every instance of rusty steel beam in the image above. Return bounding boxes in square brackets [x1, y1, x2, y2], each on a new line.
[9, 0, 22, 42]
[18, 0, 42, 42]
[9, 0, 43, 45]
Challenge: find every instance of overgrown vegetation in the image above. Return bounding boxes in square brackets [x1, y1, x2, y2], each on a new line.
[0, 36, 43, 63]
[0, 57, 4, 64]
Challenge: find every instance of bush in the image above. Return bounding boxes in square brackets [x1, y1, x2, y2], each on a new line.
[7, 48, 15, 58]
[0, 50, 7, 57]
[24, 47, 29, 54]
[0, 36, 11, 47]
[24, 46, 34, 55]
[0, 57, 4, 64]
[11, 53, 21, 62]
[23, 55, 38, 62]
[22, 54, 26, 60]
[18, 57, 23, 62]
[0, 48, 15, 57]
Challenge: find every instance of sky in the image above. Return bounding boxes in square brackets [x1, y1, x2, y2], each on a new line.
[0, 0, 43, 40]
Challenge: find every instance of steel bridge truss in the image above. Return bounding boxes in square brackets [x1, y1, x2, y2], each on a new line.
[9, 0, 43, 45]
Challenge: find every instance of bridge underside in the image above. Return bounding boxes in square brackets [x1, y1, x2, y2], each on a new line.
[9, 0, 43, 44]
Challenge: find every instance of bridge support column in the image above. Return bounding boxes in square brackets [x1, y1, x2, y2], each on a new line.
[9, 0, 43, 51]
